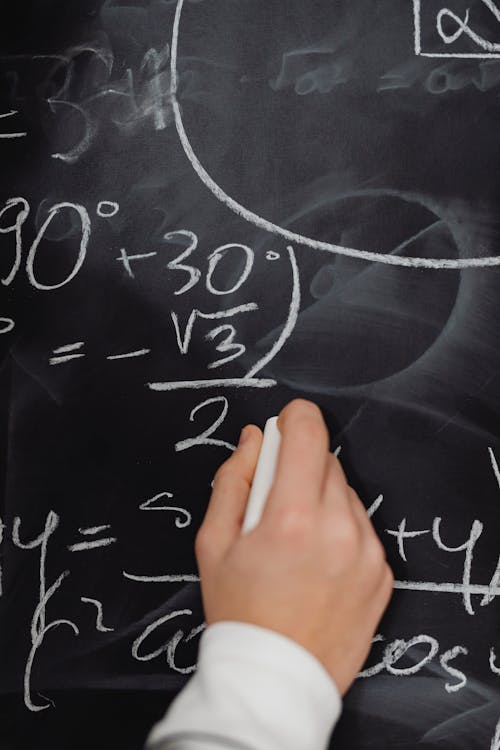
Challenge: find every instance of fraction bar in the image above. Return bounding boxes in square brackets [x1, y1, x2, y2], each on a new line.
[147, 378, 276, 391]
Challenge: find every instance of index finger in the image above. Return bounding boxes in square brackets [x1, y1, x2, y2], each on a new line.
[264, 399, 330, 516]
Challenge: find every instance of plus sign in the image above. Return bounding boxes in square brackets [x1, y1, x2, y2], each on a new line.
[385, 518, 430, 562]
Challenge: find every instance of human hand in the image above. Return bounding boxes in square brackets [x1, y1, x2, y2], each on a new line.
[195, 399, 394, 696]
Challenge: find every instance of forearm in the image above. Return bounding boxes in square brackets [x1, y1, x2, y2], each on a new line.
[147, 622, 341, 750]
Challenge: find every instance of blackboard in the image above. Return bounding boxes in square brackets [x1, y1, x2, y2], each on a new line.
[2, 1, 500, 748]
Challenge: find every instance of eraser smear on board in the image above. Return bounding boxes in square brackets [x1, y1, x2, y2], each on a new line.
[242, 416, 281, 534]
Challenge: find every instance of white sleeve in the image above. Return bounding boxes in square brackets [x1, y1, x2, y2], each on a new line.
[146, 621, 342, 750]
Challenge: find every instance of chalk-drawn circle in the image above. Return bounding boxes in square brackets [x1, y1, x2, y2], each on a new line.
[170, 0, 500, 269]
[266, 251, 280, 261]
[0, 317, 14, 335]
[97, 201, 120, 218]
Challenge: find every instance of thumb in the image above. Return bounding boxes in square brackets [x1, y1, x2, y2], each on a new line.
[195, 425, 263, 567]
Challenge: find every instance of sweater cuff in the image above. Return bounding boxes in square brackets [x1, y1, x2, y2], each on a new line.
[147, 621, 341, 750]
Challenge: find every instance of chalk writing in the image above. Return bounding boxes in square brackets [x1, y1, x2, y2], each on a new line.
[439, 646, 468, 692]
[0, 197, 29, 286]
[132, 609, 202, 674]
[3, 10, 500, 748]
[106, 349, 151, 361]
[139, 493, 192, 527]
[80, 597, 114, 632]
[165, 230, 201, 295]
[149, 244, 299, 391]
[414, 0, 500, 58]
[205, 243, 254, 296]
[492, 718, 500, 750]
[171, 304, 257, 357]
[437, 6, 500, 52]
[13, 512, 77, 711]
[49, 342, 85, 365]
[26, 203, 90, 290]
[116, 248, 158, 278]
[385, 518, 430, 562]
[171, 0, 500, 267]
[175, 396, 235, 453]
[359, 633, 469, 690]
[96, 201, 119, 218]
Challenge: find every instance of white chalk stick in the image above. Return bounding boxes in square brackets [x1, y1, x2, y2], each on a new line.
[242, 416, 281, 534]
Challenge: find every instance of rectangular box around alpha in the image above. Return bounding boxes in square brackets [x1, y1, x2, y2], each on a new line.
[413, 0, 500, 57]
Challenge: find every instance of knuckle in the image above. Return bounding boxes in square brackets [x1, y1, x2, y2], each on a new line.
[274, 504, 314, 541]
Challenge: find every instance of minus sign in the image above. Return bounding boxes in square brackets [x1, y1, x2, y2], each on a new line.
[107, 349, 151, 360]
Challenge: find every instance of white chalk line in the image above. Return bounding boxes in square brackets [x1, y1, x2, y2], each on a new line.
[414, 0, 500, 58]
[78, 525, 111, 535]
[419, 52, 500, 58]
[49, 353, 85, 365]
[148, 377, 276, 391]
[123, 572, 200, 583]
[122, 569, 500, 602]
[107, 348, 150, 360]
[67, 537, 116, 552]
[488, 447, 500, 490]
[413, 0, 422, 55]
[149, 246, 297, 389]
[491, 716, 500, 750]
[437, 6, 500, 53]
[170, 0, 500, 269]
[246, 245, 300, 378]
[80, 597, 114, 632]
[53, 342, 84, 354]
[394, 580, 500, 597]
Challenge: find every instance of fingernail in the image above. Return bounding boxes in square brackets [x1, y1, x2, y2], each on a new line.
[238, 426, 250, 446]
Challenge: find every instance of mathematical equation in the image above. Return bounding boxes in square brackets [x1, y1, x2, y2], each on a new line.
[0, 195, 301, 392]
[2, 444, 500, 716]
[3, 4, 500, 748]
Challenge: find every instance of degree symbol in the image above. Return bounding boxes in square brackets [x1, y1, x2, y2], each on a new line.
[266, 251, 280, 261]
[97, 201, 120, 218]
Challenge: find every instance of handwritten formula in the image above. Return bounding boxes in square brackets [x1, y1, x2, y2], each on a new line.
[2, 2, 500, 749]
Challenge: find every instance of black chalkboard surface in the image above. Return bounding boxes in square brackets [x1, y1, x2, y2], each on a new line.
[2, 1, 500, 748]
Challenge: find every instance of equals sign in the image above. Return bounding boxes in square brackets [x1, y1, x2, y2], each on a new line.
[68, 524, 117, 552]
[50, 342, 85, 365]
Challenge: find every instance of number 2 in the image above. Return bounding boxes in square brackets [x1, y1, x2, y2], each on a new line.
[175, 397, 235, 453]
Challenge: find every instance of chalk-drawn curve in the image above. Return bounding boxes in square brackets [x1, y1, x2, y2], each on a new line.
[170, 0, 500, 270]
